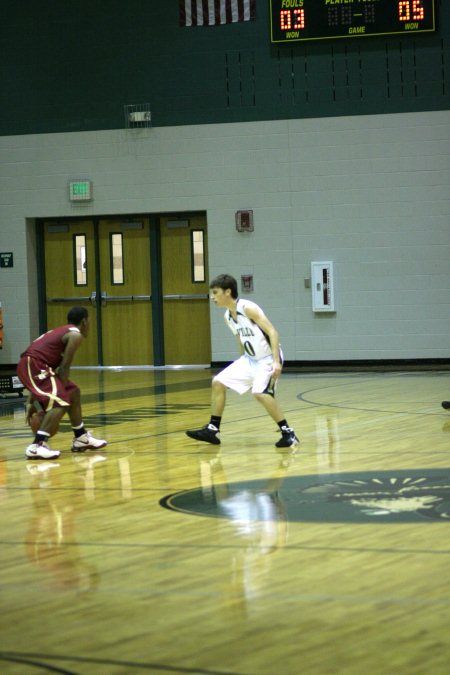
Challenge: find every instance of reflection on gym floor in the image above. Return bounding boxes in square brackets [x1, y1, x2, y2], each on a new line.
[1, 367, 450, 674]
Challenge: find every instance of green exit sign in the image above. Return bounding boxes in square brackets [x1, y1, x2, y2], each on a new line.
[69, 180, 92, 201]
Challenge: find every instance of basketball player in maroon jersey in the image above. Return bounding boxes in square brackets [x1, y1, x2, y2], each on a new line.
[17, 306, 107, 460]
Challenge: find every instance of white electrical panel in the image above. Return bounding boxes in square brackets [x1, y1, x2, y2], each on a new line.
[311, 261, 335, 312]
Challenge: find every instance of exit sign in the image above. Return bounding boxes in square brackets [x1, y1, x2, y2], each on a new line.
[69, 180, 92, 201]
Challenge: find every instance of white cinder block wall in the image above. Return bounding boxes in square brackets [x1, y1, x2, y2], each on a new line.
[0, 110, 449, 365]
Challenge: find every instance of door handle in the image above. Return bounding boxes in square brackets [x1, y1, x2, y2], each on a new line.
[47, 295, 91, 303]
[100, 292, 151, 303]
[162, 294, 209, 300]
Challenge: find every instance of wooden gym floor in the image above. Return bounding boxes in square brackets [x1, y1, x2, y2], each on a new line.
[0, 367, 449, 675]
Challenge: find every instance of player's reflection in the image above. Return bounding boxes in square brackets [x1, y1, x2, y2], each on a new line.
[198, 446, 297, 617]
[314, 412, 341, 471]
[24, 455, 106, 592]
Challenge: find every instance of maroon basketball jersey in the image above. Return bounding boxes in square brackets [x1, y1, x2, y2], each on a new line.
[21, 324, 80, 368]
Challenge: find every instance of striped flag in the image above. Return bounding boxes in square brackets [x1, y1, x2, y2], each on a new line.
[179, 0, 255, 26]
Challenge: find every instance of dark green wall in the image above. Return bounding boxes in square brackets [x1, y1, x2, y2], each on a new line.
[1, 0, 448, 136]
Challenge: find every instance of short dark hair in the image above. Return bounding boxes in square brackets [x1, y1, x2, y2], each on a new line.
[67, 306, 89, 325]
[209, 274, 238, 299]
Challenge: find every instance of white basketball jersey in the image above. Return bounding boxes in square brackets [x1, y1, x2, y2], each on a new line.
[225, 298, 273, 361]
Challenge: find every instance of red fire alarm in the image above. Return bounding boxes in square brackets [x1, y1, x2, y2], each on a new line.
[235, 210, 254, 232]
[241, 275, 254, 293]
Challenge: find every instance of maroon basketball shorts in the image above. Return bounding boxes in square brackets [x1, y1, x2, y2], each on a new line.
[17, 355, 78, 411]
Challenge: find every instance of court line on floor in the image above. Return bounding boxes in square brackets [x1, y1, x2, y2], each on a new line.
[0, 652, 242, 675]
[2, 539, 450, 556]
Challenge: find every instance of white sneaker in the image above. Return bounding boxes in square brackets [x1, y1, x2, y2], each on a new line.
[26, 443, 61, 460]
[72, 431, 107, 452]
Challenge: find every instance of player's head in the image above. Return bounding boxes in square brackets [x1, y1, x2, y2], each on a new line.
[209, 274, 238, 299]
[67, 306, 88, 325]
[67, 306, 89, 335]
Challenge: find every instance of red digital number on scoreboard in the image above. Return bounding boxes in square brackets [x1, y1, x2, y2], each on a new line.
[280, 9, 305, 31]
[398, 0, 425, 21]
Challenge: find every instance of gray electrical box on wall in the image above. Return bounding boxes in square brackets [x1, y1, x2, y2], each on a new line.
[311, 261, 335, 312]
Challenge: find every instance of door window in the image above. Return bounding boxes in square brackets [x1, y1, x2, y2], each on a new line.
[110, 233, 124, 285]
[74, 234, 87, 286]
[191, 230, 205, 283]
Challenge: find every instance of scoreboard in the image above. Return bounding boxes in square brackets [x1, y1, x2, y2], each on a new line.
[270, 0, 436, 43]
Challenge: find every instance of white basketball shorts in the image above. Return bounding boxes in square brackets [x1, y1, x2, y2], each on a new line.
[213, 354, 276, 395]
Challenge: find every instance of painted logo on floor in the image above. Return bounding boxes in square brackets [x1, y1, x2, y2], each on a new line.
[160, 469, 450, 523]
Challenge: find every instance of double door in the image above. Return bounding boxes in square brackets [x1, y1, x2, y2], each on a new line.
[42, 215, 211, 366]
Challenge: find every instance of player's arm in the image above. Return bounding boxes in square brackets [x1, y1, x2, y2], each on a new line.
[58, 331, 83, 384]
[223, 314, 244, 356]
[244, 304, 283, 379]
[235, 335, 244, 356]
[25, 392, 37, 425]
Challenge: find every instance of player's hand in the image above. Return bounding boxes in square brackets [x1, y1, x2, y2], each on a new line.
[25, 402, 37, 426]
[271, 362, 282, 380]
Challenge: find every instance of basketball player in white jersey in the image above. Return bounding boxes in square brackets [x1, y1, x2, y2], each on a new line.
[186, 273, 299, 448]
